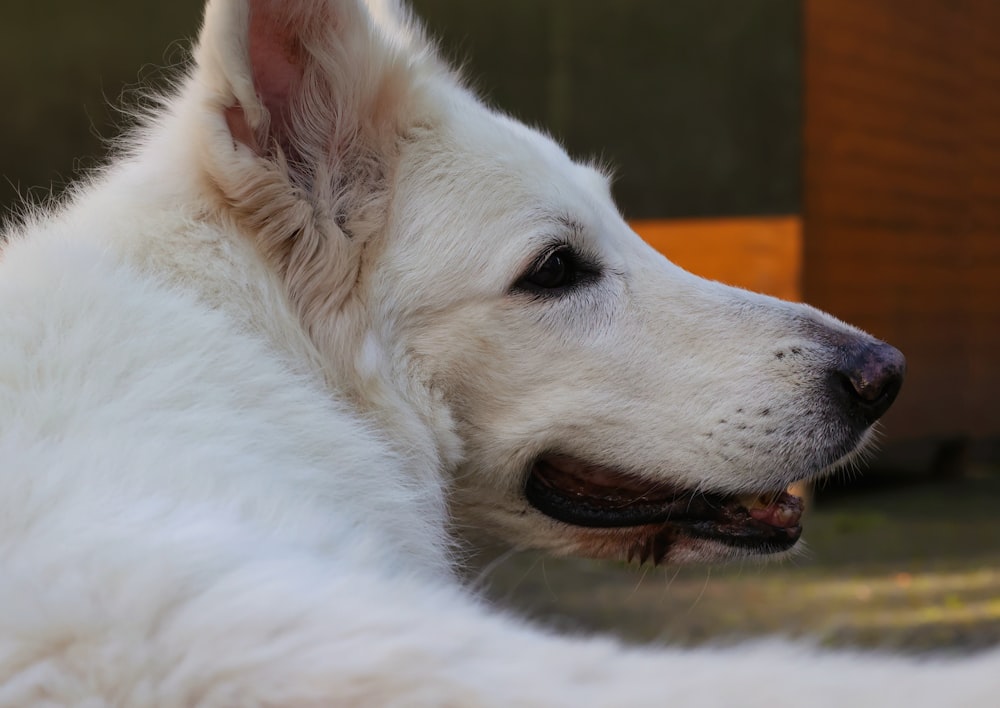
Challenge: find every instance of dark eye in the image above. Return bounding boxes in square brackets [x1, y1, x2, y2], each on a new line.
[520, 247, 579, 291]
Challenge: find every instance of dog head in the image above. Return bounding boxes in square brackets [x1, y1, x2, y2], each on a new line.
[191, 0, 904, 565]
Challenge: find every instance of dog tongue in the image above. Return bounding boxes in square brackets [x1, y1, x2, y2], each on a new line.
[741, 491, 804, 529]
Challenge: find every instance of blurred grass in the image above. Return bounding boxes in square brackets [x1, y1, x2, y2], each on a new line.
[470, 471, 1000, 654]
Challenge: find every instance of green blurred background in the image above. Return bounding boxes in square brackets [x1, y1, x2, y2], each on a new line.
[2, 0, 800, 220]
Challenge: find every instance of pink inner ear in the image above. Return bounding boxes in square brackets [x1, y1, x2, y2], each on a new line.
[244, 3, 309, 150]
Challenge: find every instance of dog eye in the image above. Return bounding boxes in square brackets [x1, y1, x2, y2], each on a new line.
[530, 249, 576, 288]
[517, 247, 583, 292]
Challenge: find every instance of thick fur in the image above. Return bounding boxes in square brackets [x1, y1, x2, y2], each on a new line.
[1, 1, 996, 704]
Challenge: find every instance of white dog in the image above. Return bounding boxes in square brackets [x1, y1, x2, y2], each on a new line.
[1, 0, 995, 704]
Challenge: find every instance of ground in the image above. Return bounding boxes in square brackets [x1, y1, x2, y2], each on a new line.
[474, 469, 1000, 654]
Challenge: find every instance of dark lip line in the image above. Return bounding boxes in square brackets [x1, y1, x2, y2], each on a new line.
[524, 471, 731, 528]
[681, 519, 803, 551]
[524, 467, 803, 551]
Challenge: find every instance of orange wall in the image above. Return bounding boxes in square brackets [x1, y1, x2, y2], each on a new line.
[631, 216, 802, 302]
[804, 0, 1000, 440]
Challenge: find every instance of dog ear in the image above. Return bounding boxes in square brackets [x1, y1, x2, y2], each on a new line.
[194, 0, 427, 324]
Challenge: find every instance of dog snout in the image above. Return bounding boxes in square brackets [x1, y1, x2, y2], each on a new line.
[829, 340, 906, 427]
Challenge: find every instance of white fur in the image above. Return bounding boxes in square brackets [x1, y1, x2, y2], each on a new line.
[1, 0, 996, 704]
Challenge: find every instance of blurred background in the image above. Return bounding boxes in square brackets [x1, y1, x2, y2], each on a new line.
[4, 0, 999, 653]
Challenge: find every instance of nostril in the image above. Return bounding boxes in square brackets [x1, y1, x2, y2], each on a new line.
[832, 341, 906, 426]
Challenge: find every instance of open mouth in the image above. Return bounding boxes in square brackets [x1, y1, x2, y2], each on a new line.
[525, 455, 804, 558]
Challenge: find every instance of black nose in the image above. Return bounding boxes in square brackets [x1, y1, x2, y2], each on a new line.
[830, 341, 906, 427]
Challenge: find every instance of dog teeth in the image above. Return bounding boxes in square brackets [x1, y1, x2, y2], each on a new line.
[744, 491, 805, 529]
[773, 505, 796, 526]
